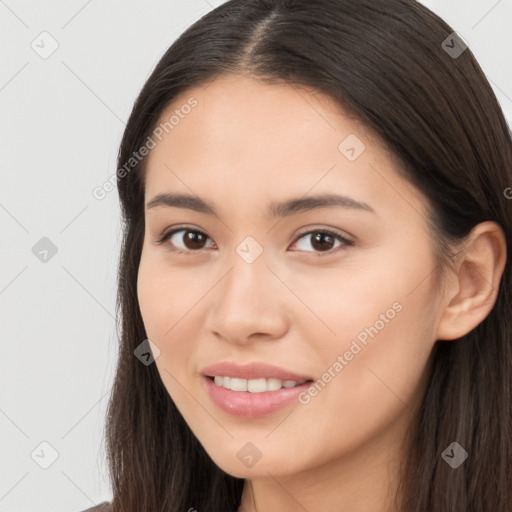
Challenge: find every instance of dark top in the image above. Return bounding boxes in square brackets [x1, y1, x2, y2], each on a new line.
[79, 502, 112, 512]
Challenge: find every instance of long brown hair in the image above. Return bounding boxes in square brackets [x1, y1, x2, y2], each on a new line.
[105, 1, 512, 510]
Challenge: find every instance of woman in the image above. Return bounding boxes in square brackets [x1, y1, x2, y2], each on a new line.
[83, 0, 512, 510]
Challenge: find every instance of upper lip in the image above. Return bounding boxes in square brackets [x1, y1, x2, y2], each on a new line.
[201, 362, 314, 382]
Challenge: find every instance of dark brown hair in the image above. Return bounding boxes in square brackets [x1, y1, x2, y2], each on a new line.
[105, 0, 512, 510]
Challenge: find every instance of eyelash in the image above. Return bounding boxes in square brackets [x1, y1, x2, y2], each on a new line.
[155, 225, 354, 257]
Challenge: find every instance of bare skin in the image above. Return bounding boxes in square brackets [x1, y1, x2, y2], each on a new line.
[136, 74, 506, 512]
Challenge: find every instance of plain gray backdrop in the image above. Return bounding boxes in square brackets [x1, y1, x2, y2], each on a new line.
[1, 1, 511, 511]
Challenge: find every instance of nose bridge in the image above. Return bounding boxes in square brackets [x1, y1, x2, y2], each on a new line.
[222, 237, 271, 307]
[207, 236, 287, 342]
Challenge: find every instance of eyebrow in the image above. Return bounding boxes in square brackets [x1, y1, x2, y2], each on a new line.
[145, 192, 376, 218]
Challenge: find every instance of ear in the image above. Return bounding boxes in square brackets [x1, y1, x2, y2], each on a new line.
[436, 221, 507, 341]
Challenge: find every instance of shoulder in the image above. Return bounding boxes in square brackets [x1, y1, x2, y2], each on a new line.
[77, 502, 112, 512]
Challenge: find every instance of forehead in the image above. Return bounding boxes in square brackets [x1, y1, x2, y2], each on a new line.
[146, 75, 368, 178]
[143, 74, 428, 222]
[152, 74, 369, 150]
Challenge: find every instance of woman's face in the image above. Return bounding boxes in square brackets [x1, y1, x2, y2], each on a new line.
[137, 74, 444, 480]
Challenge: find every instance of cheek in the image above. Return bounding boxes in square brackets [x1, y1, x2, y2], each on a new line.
[137, 258, 184, 383]
[311, 281, 436, 439]
[136, 254, 204, 383]
[301, 248, 437, 428]
[137, 253, 191, 335]
[137, 257, 163, 335]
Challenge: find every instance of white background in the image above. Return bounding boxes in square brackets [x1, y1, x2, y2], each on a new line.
[0, 1, 511, 511]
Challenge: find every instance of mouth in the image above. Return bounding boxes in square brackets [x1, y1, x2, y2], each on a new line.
[202, 375, 315, 418]
[201, 361, 314, 385]
[206, 375, 314, 393]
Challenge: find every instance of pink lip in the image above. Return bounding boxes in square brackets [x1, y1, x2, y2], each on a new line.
[201, 362, 313, 381]
[202, 375, 313, 418]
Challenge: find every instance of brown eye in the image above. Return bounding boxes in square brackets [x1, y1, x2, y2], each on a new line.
[156, 226, 353, 256]
[311, 232, 336, 251]
[158, 228, 214, 253]
[290, 229, 353, 255]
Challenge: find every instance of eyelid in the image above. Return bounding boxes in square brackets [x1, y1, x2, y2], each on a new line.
[293, 225, 354, 244]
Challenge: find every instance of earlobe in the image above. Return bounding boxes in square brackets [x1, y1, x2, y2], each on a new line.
[435, 221, 507, 341]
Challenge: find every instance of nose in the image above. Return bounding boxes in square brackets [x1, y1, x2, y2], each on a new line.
[205, 247, 289, 346]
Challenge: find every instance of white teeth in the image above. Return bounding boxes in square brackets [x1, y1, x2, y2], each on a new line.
[212, 376, 305, 392]
[230, 377, 248, 392]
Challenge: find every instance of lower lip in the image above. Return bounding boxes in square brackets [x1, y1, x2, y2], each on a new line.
[202, 375, 313, 418]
